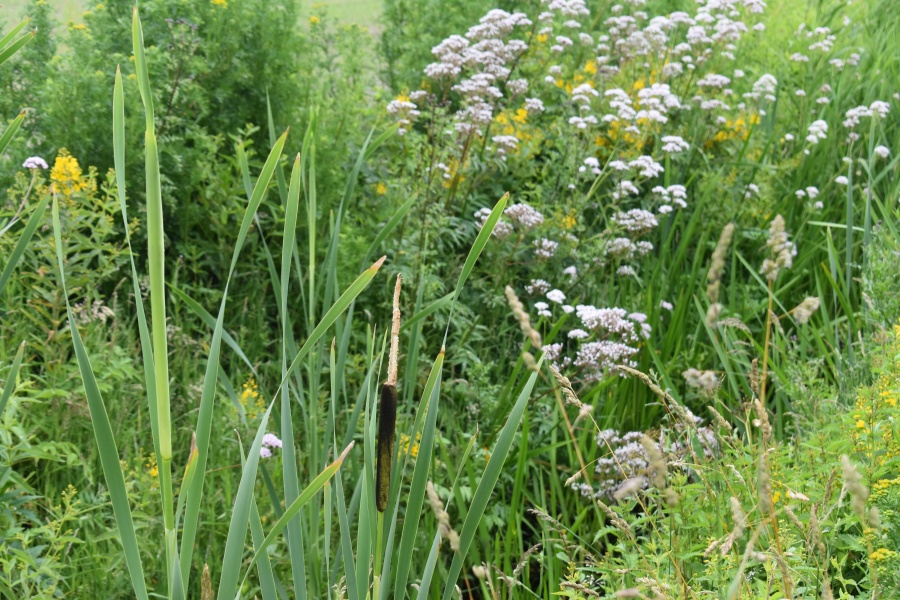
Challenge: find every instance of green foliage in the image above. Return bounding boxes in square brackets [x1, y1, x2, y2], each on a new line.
[1, 0, 899, 598]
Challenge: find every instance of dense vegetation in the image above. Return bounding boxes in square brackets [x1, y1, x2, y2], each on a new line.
[1, 0, 898, 598]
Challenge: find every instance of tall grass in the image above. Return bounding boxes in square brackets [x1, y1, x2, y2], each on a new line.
[46, 8, 546, 598]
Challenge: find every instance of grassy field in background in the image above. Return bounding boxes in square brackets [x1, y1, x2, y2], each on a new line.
[0, 0, 381, 28]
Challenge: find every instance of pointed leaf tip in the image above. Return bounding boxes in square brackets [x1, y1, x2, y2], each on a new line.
[372, 255, 387, 271]
[338, 441, 355, 463]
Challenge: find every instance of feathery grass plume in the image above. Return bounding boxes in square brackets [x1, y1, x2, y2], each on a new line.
[200, 563, 213, 600]
[596, 499, 634, 540]
[840, 455, 869, 522]
[707, 405, 733, 433]
[730, 496, 746, 538]
[717, 496, 746, 556]
[753, 398, 773, 447]
[376, 274, 402, 512]
[513, 543, 542, 577]
[640, 435, 666, 489]
[809, 504, 825, 555]
[749, 358, 760, 398]
[783, 504, 806, 537]
[760, 215, 796, 281]
[505, 285, 542, 348]
[550, 365, 595, 425]
[522, 351, 538, 371]
[706, 223, 734, 325]
[614, 476, 646, 500]
[707, 223, 734, 301]
[791, 296, 820, 324]
[426, 480, 460, 552]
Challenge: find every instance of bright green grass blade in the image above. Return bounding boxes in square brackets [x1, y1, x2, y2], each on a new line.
[132, 8, 170, 467]
[452, 192, 507, 305]
[113, 65, 161, 465]
[280, 154, 306, 598]
[0, 29, 33, 67]
[360, 195, 415, 269]
[414, 533, 441, 600]
[51, 197, 148, 600]
[240, 445, 277, 600]
[334, 469, 359, 600]
[266, 92, 289, 205]
[217, 403, 275, 600]
[0, 20, 29, 53]
[272, 257, 386, 400]
[440, 356, 543, 600]
[401, 292, 453, 332]
[239, 444, 354, 589]
[392, 352, 444, 600]
[0, 111, 25, 158]
[0, 193, 48, 295]
[180, 129, 288, 590]
[443, 192, 508, 343]
[168, 285, 256, 374]
[230, 130, 289, 276]
[0, 341, 25, 418]
[132, 8, 154, 128]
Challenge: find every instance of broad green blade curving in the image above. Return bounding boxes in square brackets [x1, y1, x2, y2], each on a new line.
[180, 125, 288, 591]
[51, 197, 149, 600]
[217, 402, 275, 600]
[440, 355, 544, 600]
[415, 533, 442, 600]
[392, 352, 444, 600]
[0, 29, 34, 67]
[113, 65, 161, 467]
[442, 192, 508, 344]
[238, 443, 354, 588]
[0, 193, 49, 295]
[0, 111, 25, 158]
[0, 341, 25, 418]
[280, 154, 306, 597]
[360, 195, 416, 270]
[272, 256, 387, 400]
[0, 20, 30, 53]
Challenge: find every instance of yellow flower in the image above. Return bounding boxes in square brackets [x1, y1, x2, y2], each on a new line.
[71, 23, 87, 31]
[309, 15, 320, 25]
[399, 432, 421, 458]
[211, 0, 227, 7]
[375, 182, 387, 195]
[50, 150, 87, 196]
[632, 78, 645, 91]
[583, 61, 597, 75]
[145, 453, 159, 479]
[857, 419, 866, 428]
[238, 376, 265, 420]
[512, 108, 528, 124]
[536, 33, 548, 43]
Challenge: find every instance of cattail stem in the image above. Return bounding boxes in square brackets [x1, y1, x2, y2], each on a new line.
[376, 274, 402, 512]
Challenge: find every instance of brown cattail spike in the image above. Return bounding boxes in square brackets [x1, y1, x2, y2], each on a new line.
[376, 275, 402, 512]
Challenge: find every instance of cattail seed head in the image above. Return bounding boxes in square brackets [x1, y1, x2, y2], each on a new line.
[376, 275, 402, 512]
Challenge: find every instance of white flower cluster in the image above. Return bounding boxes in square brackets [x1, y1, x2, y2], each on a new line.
[612, 209, 658, 233]
[260, 433, 283, 459]
[806, 119, 828, 144]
